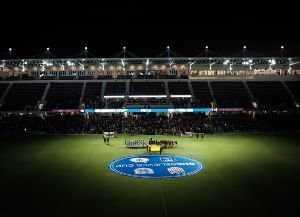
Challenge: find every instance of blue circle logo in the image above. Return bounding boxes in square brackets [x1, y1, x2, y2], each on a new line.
[108, 155, 203, 179]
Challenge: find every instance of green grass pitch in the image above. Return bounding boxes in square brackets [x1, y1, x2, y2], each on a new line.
[0, 133, 300, 217]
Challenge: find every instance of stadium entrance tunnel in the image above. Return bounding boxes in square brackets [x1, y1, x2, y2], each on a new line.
[108, 155, 203, 179]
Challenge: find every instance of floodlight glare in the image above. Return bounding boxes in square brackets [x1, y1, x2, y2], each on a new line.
[46, 47, 50, 51]
[8, 48, 12, 52]
[223, 59, 230, 65]
[205, 46, 208, 49]
[84, 46, 88, 50]
[243, 45, 246, 49]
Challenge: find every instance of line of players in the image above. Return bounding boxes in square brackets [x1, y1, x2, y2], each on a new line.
[148, 138, 177, 148]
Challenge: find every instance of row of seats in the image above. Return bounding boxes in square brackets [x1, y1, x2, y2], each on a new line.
[45, 83, 83, 110]
[130, 82, 165, 95]
[0, 81, 299, 110]
[0, 83, 47, 111]
[0, 83, 9, 98]
[82, 82, 104, 109]
[285, 81, 300, 103]
[247, 81, 294, 109]
[211, 81, 252, 108]
[191, 82, 213, 107]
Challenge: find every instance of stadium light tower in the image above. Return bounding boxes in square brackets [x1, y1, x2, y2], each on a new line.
[281, 45, 284, 57]
[84, 46, 88, 58]
[8, 48, 12, 59]
[167, 46, 170, 58]
[205, 46, 209, 57]
[123, 46, 126, 58]
[243, 45, 247, 58]
[46, 47, 50, 58]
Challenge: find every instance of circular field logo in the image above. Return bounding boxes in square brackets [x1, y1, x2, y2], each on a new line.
[108, 155, 203, 179]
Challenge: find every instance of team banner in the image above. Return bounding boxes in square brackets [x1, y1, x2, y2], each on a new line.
[109, 155, 203, 179]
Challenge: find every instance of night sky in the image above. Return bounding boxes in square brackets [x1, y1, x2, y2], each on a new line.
[1, 0, 299, 58]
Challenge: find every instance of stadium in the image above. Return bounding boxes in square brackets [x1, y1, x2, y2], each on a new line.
[1, 46, 300, 217]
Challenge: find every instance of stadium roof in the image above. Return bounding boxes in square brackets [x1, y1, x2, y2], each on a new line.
[1, 57, 300, 66]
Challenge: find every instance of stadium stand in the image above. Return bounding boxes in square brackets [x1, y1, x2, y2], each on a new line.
[127, 81, 168, 107]
[247, 81, 294, 109]
[0, 83, 9, 99]
[191, 81, 213, 107]
[105, 82, 126, 95]
[82, 82, 104, 108]
[168, 82, 191, 107]
[45, 82, 83, 109]
[285, 81, 300, 104]
[1, 112, 300, 135]
[0, 55, 299, 135]
[168, 82, 190, 95]
[129, 82, 165, 95]
[0, 83, 47, 111]
[210, 81, 252, 108]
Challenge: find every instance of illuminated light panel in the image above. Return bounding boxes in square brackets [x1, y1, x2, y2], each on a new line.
[170, 95, 192, 98]
[103, 95, 125, 99]
[128, 95, 167, 98]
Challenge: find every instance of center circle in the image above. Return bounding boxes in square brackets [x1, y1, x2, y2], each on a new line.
[108, 155, 203, 179]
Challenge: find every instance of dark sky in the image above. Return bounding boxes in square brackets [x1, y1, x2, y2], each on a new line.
[1, 0, 299, 58]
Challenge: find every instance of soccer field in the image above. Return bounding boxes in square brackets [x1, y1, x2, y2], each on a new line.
[0, 133, 300, 217]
